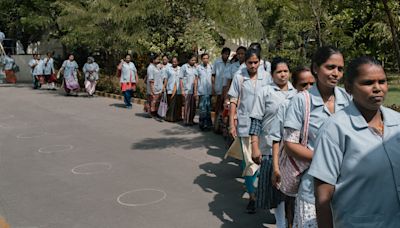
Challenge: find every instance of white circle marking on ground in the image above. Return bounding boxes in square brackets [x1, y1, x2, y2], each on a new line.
[117, 188, 167, 207]
[71, 162, 112, 175]
[38, 145, 74, 154]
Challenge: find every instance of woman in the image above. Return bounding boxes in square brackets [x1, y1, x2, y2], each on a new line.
[180, 54, 198, 126]
[83, 56, 100, 97]
[60, 54, 80, 96]
[4, 51, 17, 84]
[196, 53, 213, 130]
[269, 66, 315, 228]
[145, 53, 163, 117]
[249, 58, 297, 222]
[227, 49, 269, 214]
[165, 57, 182, 122]
[118, 54, 138, 107]
[28, 54, 42, 89]
[309, 56, 400, 228]
[283, 46, 351, 227]
[43, 51, 57, 90]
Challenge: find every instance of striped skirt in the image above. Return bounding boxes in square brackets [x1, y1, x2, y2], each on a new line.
[256, 155, 285, 209]
[183, 94, 196, 124]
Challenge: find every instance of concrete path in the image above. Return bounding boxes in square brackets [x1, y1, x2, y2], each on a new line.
[0, 85, 276, 228]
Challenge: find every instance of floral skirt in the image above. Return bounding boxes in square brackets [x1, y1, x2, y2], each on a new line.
[293, 197, 317, 228]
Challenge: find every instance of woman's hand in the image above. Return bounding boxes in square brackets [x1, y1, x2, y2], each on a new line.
[272, 168, 281, 189]
[251, 148, 262, 165]
[229, 126, 237, 138]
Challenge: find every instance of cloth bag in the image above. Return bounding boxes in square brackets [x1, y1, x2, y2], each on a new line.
[224, 136, 242, 160]
[279, 90, 311, 196]
[157, 92, 168, 118]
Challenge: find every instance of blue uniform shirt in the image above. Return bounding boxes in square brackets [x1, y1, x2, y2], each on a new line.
[284, 85, 351, 203]
[197, 64, 212, 96]
[166, 66, 181, 95]
[228, 67, 269, 137]
[309, 102, 400, 228]
[180, 63, 197, 95]
[251, 82, 297, 154]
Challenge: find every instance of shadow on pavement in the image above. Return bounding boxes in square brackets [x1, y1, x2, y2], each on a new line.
[109, 103, 127, 108]
[132, 124, 276, 227]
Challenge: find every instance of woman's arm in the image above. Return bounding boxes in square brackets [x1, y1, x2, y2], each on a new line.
[315, 178, 334, 228]
[271, 141, 281, 188]
[229, 100, 237, 137]
[285, 141, 313, 161]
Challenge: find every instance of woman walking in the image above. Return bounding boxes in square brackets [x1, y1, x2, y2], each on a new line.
[180, 54, 198, 126]
[146, 53, 163, 117]
[43, 51, 57, 90]
[269, 66, 315, 228]
[4, 51, 17, 84]
[196, 53, 213, 130]
[165, 57, 183, 122]
[83, 56, 100, 97]
[283, 46, 351, 227]
[118, 54, 138, 107]
[310, 56, 400, 228]
[60, 54, 80, 96]
[227, 49, 269, 214]
[249, 57, 297, 223]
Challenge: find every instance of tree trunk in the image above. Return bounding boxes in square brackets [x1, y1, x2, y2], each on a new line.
[309, 0, 323, 47]
[382, 0, 400, 72]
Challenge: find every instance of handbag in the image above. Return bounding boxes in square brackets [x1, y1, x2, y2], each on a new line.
[224, 136, 243, 160]
[157, 92, 168, 118]
[279, 90, 311, 196]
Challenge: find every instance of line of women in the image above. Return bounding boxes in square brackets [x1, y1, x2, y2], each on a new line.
[227, 46, 400, 228]
[29, 53, 100, 97]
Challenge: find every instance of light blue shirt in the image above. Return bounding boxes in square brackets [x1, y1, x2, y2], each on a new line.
[83, 62, 100, 81]
[284, 85, 351, 203]
[166, 66, 181, 95]
[212, 58, 231, 95]
[160, 63, 172, 79]
[4, 56, 15, 70]
[197, 64, 212, 96]
[309, 102, 400, 228]
[120, 62, 137, 83]
[239, 62, 273, 84]
[147, 64, 163, 95]
[43, 57, 55, 75]
[251, 82, 297, 154]
[270, 100, 291, 143]
[62, 60, 78, 79]
[180, 63, 197, 95]
[228, 67, 270, 137]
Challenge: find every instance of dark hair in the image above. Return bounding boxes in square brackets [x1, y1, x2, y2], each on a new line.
[292, 66, 312, 86]
[221, 47, 231, 55]
[249, 42, 262, 52]
[236, 46, 247, 52]
[201, 53, 209, 59]
[171, 56, 179, 62]
[271, 57, 290, 74]
[311, 46, 342, 77]
[188, 53, 198, 61]
[149, 53, 159, 63]
[244, 48, 261, 62]
[345, 56, 383, 87]
[125, 54, 131, 58]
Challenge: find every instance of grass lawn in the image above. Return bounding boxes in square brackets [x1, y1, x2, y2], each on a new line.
[386, 73, 400, 106]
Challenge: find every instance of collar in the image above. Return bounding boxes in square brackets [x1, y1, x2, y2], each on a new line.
[270, 81, 295, 91]
[349, 101, 400, 129]
[309, 85, 348, 106]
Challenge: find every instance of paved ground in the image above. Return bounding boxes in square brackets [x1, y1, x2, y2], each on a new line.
[0, 84, 276, 228]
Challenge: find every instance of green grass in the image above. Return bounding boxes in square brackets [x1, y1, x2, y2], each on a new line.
[385, 84, 400, 106]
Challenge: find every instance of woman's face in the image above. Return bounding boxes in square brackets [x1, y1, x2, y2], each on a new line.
[295, 70, 315, 91]
[188, 57, 196, 66]
[350, 64, 387, 111]
[245, 55, 260, 75]
[172, 58, 179, 67]
[125, 55, 131, 62]
[162, 56, 169, 65]
[236, 49, 246, 63]
[272, 63, 290, 87]
[68, 55, 74, 61]
[314, 53, 344, 88]
[153, 56, 160, 65]
[201, 55, 209, 65]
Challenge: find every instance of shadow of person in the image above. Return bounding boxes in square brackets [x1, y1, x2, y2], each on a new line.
[194, 160, 276, 228]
